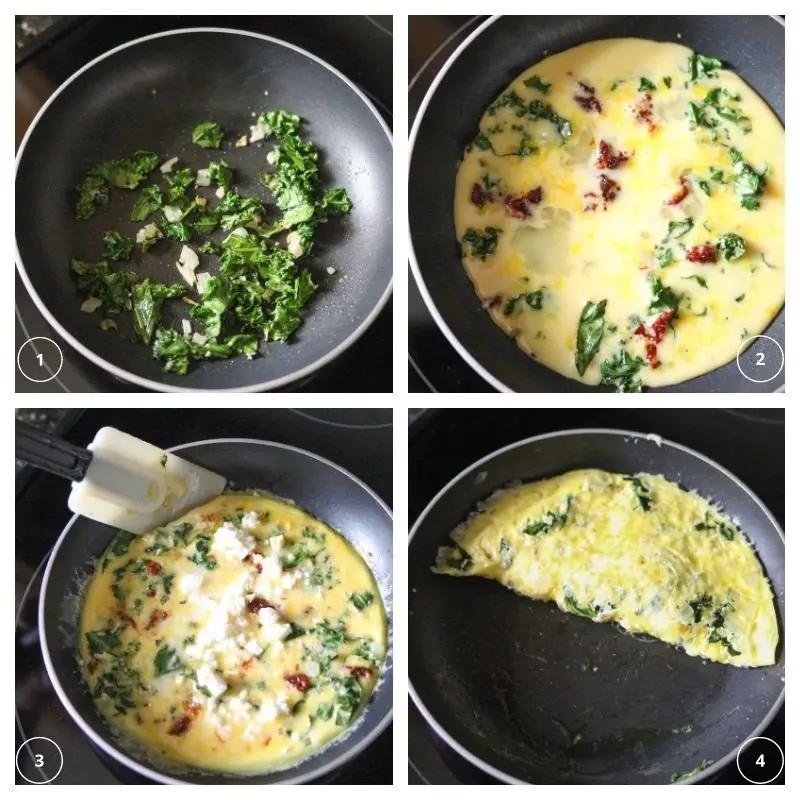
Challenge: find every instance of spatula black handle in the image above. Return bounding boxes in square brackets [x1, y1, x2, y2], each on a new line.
[15, 420, 93, 482]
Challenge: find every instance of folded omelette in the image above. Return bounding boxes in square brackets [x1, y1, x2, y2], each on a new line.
[434, 469, 778, 666]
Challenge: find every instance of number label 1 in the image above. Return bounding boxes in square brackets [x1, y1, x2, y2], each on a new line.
[36, 353, 44, 367]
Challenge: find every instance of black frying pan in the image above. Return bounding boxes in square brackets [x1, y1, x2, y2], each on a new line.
[409, 15, 785, 393]
[39, 438, 393, 784]
[408, 430, 784, 784]
[16, 28, 392, 392]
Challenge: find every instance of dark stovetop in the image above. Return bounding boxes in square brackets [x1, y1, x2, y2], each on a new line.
[408, 408, 784, 784]
[15, 408, 392, 785]
[408, 15, 500, 394]
[15, 15, 392, 393]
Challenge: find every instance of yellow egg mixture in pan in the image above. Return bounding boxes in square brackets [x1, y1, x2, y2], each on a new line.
[79, 493, 386, 774]
[435, 470, 778, 667]
[454, 39, 784, 390]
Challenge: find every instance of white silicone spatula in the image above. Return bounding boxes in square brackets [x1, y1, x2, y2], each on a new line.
[16, 423, 226, 534]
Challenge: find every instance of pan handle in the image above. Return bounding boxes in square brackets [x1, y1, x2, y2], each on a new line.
[15, 420, 92, 482]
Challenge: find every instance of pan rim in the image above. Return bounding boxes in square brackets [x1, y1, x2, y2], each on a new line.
[15, 27, 393, 393]
[407, 14, 785, 394]
[407, 427, 784, 785]
[39, 437, 393, 785]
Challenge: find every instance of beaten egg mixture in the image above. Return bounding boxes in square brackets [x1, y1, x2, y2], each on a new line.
[435, 470, 778, 666]
[454, 39, 784, 390]
[79, 493, 386, 774]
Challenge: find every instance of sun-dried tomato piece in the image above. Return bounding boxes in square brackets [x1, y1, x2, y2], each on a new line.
[574, 81, 602, 113]
[168, 716, 192, 736]
[633, 93, 656, 132]
[504, 186, 543, 220]
[145, 560, 162, 576]
[470, 182, 493, 209]
[686, 244, 717, 264]
[183, 701, 203, 719]
[635, 309, 677, 368]
[350, 666, 374, 679]
[599, 175, 620, 205]
[583, 192, 599, 212]
[119, 612, 138, 631]
[284, 673, 311, 693]
[595, 140, 629, 170]
[247, 595, 274, 614]
[666, 176, 690, 206]
[145, 608, 169, 631]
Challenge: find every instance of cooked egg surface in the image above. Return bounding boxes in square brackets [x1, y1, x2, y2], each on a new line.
[79, 493, 386, 774]
[434, 470, 778, 666]
[454, 39, 784, 390]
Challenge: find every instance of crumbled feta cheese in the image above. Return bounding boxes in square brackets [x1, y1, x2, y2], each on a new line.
[249, 119, 269, 142]
[213, 521, 256, 560]
[196, 665, 227, 698]
[304, 660, 320, 678]
[196, 271, 211, 294]
[235, 135, 248, 147]
[80, 297, 103, 313]
[136, 223, 160, 244]
[266, 150, 277, 165]
[160, 156, 178, 173]
[178, 570, 204, 595]
[224, 227, 248, 244]
[258, 606, 292, 642]
[215, 186, 226, 199]
[191, 333, 208, 345]
[195, 169, 211, 187]
[181, 319, 192, 337]
[241, 511, 260, 530]
[163, 205, 183, 223]
[236, 633, 264, 656]
[286, 230, 303, 258]
[175, 245, 200, 287]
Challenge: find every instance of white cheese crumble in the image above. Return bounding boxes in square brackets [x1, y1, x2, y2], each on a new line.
[160, 156, 178, 173]
[215, 186, 226, 199]
[286, 230, 303, 258]
[163, 204, 183, 223]
[196, 271, 211, 294]
[266, 149, 277, 165]
[241, 511, 261, 530]
[213, 521, 256, 560]
[135, 223, 160, 243]
[176, 245, 200, 286]
[257, 606, 292, 643]
[249, 119, 269, 142]
[191, 333, 208, 345]
[196, 664, 227, 698]
[80, 297, 103, 313]
[178, 570, 204, 595]
[195, 168, 211, 187]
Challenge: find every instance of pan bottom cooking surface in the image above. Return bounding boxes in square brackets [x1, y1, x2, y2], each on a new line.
[16, 15, 392, 393]
[408, 409, 784, 784]
[16, 409, 392, 784]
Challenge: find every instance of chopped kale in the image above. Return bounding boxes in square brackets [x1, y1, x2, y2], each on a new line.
[600, 350, 645, 393]
[523, 75, 551, 94]
[102, 231, 134, 262]
[350, 592, 374, 611]
[638, 77, 657, 91]
[523, 496, 572, 536]
[192, 121, 224, 148]
[462, 227, 502, 260]
[503, 289, 544, 315]
[133, 280, 186, 346]
[623, 475, 652, 510]
[716, 232, 746, 261]
[689, 52, 724, 82]
[574, 299, 606, 375]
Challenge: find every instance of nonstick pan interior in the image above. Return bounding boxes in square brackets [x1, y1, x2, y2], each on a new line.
[40, 439, 393, 784]
[408, 430, 784, 784]
[16, 29, 392, 391]
[409, 15, 785, 392]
